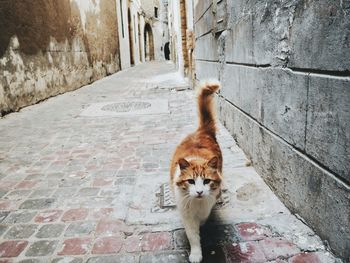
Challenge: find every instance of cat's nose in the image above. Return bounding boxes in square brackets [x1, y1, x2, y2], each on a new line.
[197, 191, 203, 196]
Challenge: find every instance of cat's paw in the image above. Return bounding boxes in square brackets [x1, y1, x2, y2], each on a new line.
[189, 251, 202, 263]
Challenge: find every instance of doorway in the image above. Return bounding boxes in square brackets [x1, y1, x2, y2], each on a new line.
[144, 23, 155, 61]
[164, 42, 170, 60]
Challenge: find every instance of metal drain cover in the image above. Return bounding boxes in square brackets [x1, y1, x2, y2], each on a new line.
[101, 102, 151, 112]
[80, 99, 169, 117]
[158, 183, 229, 210]
[160, 183, 176, 208]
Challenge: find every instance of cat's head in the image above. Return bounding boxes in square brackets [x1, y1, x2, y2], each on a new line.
[175, 157, 222, 199]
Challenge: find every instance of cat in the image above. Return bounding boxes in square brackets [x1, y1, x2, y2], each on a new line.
[170, 80, 223, 263]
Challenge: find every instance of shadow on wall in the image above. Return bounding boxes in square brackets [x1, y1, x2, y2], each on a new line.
[0, 0, 120, 64]
[0, 0, 72, 57]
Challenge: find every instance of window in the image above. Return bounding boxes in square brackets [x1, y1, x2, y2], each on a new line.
[154, 7, 158, 18]
[120, 0, 124, 38]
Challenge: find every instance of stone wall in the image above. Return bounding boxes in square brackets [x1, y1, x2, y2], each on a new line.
[194, 0, 350, 260]
[0, 0, 120, 116]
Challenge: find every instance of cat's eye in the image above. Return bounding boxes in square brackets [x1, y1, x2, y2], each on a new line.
[203, 179, 211, 184]
[187, 179, 195, 184]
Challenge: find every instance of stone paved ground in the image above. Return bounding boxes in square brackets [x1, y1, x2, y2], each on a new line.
[0, 62, 343, 263]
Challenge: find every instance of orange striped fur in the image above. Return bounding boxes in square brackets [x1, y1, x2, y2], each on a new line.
[170, 80, 223, 188]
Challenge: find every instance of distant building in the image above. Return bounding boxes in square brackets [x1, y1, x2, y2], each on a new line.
[167, 0, 194, 83]
[117, 0, 170, 70]
[140, 0, 170, 61]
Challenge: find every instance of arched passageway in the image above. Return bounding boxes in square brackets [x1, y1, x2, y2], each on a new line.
[164, 42, 170, 60]
[144, 23, 154, 61]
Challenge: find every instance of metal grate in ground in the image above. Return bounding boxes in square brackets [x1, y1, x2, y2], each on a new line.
[157, 183, 230, 210]
[80, 99, 168, 117]
[101, 102, 151, 112]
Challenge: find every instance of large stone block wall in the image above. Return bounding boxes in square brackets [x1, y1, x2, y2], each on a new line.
[0, 0, 120, 116]
[194, 0, 350, 259]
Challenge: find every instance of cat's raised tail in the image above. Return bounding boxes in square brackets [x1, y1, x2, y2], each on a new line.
[197, 79, 221, 136]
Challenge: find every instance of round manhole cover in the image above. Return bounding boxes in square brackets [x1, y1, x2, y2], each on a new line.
[101, 102, 151, 112]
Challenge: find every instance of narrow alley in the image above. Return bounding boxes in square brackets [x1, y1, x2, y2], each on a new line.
[0, 62, 341, 263]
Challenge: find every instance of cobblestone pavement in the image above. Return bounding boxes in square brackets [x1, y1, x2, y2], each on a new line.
[0, 62, 342, 263]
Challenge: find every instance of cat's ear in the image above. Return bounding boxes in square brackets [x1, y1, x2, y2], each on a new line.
[207, 156, 218, 169]
[178, 158, 190, 170]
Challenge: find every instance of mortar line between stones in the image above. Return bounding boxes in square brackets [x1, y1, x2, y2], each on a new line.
[196, 59, 350, 79]
[195, 59, 220, 63]
[304, 74, 310, 154]
[194, 3, 213, 24]
[195, 30, 213, 40]
[196, 58, 270, 68]
[289, 67, 350, 78]
[218, 94, 350, 189]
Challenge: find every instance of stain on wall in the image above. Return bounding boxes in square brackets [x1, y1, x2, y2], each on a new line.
[0, 0, 72, 57]
[0, 0, 120, 116]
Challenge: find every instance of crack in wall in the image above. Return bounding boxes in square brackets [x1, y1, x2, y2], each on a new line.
[304, 74, 310, 151]
[196, 58, 350, 79]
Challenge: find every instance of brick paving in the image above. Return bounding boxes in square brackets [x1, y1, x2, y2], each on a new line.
[0, 62, 342, 262]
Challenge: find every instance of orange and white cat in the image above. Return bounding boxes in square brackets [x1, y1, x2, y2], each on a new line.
[170, 80, 223, 263]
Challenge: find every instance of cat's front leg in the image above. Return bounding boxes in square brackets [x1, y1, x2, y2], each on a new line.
[183, 217, 202, 263]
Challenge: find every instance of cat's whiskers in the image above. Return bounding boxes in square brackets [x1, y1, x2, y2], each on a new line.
[205, 196, 209, 208]
[190, 197, 196, 209]
[180, 192, 192, 209]
[183, 195, 191, 209]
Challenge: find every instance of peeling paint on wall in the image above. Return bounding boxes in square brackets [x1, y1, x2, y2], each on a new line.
[71, 0, 101, 30]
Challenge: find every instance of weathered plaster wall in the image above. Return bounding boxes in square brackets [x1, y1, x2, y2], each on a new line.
[194, 0, 350, 260]
[117, 0, 132, 69]
[140, 0, 160, 18]
[168, 0, 184, 72]
[152, 20, 168, 61]
[139, 14, 146, 62]
[0, 0, 120, 116]
[116, 0, 145, 69]
[168, 0, 194, 77]
[131, 4, 142, 65]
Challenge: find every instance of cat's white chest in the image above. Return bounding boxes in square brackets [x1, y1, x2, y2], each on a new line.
[175, 188, 216, 224]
